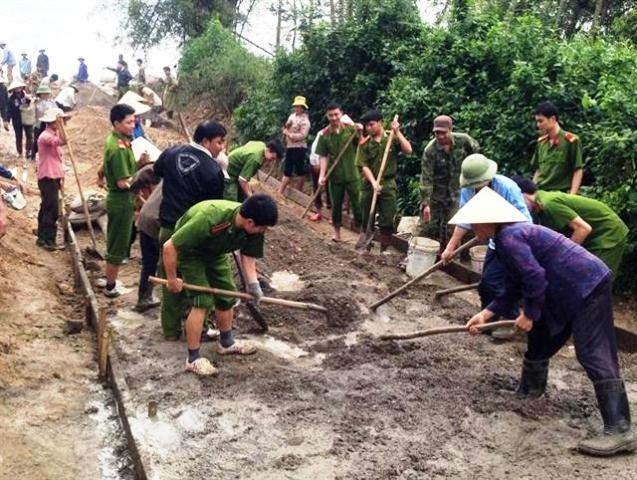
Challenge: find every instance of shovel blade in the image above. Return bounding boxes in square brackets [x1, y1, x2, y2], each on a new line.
[354, 229, 374, 251]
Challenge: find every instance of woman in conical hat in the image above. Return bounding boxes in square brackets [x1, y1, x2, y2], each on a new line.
[456, 187, 636, 457]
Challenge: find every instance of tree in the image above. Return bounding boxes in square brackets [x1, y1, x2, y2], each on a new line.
[115, 0, 243, 48]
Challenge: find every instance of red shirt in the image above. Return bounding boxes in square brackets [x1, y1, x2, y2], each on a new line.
[37, 127, 64, 180]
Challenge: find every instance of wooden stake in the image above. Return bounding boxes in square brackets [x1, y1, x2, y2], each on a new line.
[97, 308, 110, 379]
[380, 320, 516, 341]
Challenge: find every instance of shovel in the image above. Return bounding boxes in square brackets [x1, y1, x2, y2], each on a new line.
[300, 130, 358, 219]
[231, 251, 268, 332]
[369, 237, 480, 311]
[355, 114, 399, 251]
[59, 119, 104, 259]
[149, 276, 328, 313]
[380, 320, 515, 341]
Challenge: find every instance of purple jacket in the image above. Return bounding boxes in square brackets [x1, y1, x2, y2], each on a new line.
[488, 222, 610, 334]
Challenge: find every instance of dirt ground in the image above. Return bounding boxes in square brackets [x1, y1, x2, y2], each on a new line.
[2, 87, 636, 479]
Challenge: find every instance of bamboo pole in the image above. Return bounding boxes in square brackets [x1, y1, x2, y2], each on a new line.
[97, 308, 110, 379]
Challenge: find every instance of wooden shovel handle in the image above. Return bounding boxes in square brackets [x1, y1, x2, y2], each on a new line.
[149, 276, 327, 313]
[380, 320, 516, 341]
[368, 114, 399, 219]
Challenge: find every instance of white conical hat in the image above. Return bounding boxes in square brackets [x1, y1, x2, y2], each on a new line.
[118, 90, 146, 106]
[7, 79, 26, 91]
[449, 186, 528, 225]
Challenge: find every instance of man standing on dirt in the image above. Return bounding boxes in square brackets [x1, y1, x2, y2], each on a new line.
[19, 53, 32, 81]
[357, 110, 412, 252]
[107, 61, 133, 99]
[97, 103, 137, 297]
[224, 140, 283, 202]
[36, 108, 68, 251]
[36, 49, 49, 77]
[512, 176, 628, 276]
[154, 121, 227, 339]
[0, 42, 16, 83]
[76, 58, 89, 83]
[163, 194, 278, 376]
[419, 115, 480, 244]
[161, 66, 177, 119]
[317, 102, 363, 242]
[531, 101, 583, 194]
[135, 58, 146, 84]
[279, 95, 311, 197]
[441, 154, 531, 329]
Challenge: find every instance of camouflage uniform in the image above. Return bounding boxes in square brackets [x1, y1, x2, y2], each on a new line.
[419, 132, 479, 242]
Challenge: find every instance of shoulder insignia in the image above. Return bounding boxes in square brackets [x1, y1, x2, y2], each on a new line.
[210, 222, 231, 235]
[359, 135, 370, 145]
[564, 132, 578, 143]
[117, 139, 130, 149]
[320, 127, 330, 135]
[537, 134, 549, 143]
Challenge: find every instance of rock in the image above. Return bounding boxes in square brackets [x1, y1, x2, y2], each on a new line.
[64, 320, 84, 335]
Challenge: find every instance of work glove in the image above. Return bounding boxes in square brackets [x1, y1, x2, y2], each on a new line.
[246, 281, 263, 305]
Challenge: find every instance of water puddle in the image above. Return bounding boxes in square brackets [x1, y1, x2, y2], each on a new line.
[246, 334, 310, 360]
[270, 270, 305, 292]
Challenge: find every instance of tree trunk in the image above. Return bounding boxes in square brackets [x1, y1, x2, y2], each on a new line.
[330, 0, 336, 24]
[275, 0, 283, 49]
[592, 0, 606, 33]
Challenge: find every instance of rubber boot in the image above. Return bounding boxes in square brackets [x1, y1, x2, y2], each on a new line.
[578, 379, 637, 456]
[134, 280, 161, 312]
[515, 357, 549, 398]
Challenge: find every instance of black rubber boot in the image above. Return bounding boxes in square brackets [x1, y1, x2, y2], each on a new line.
[134, 280, 160, 312]
[578, 379, 637, 456]
[515, 357, 549, 398]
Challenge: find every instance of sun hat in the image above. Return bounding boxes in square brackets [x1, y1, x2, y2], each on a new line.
[292, 95, 308, 109]
[459, 153, 498, 188]
[7, 79, 26, 91]
[449, 187, 528, 225]
[118, 90, 146, 106]
[41, 108, 69, 123]
[432, 115, 453, 132]
[36, 85, 52, 95]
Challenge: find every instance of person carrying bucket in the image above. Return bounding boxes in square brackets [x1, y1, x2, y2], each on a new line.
[440, 154, 532, 333]
[459, 187, 636, 457]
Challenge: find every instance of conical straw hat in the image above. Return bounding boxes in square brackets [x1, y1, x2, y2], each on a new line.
[448, 186, 528, 225]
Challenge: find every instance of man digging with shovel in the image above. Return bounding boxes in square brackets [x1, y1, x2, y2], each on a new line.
[459, 187, 636, 457]
[355, 110, 412, 252]
[162, 194, 277, 376]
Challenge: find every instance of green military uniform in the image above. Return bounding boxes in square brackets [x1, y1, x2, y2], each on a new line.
[316, 124, 362, 227]
[171, 200, 265, 313]
[531, 129, 583, 191]
[419, 132, 479, 242]
[224, 141, 266, 202]
[158, 225, 186, 338]
[103, 132, 136, 264]
[356, 131, 400, 232]
[535, 190, 628, 275]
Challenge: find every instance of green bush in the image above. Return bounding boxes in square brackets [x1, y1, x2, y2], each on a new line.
[179, 18, 271, 115]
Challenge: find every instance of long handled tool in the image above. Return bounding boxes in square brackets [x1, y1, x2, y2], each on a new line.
[434, 282, 480, 300]
[355, 114, 399, 251]
[231, 251, 269, 332]
[380, 320, 515, 341]
[149, 276, 328, 313]
[369, 237, 480, 311]
[59, 119, 104, 259]
[300, 131, 357, 219]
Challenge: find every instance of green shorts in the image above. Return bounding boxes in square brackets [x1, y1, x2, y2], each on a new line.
[223, 178, 244, 202]
[105, 192, 135, 265]
[178, 253, 237, 312]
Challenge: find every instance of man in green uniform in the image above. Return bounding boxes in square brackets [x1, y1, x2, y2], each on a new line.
[224, 140, 283, 202]
[97, 103, 137, 297]
[513, 176, 628, 276]
[163, 194, 278, 376]
[317, 102, 363, 242]
[419, 115, 479, 243]
[531, 101, 583, 194]
[356, 110, 412, 251]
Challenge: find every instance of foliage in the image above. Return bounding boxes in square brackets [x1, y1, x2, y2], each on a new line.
[178, 19, 271, 115]
[236, 3, 637, 291]
[115, 0, 239, 48]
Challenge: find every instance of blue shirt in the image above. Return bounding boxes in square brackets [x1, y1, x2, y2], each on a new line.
[458, 174, 532, 249]
[0, 164, 15, 180]
[19, 58, 31, 75]
[77, 63, 88, 81]
[1, 48, 15, 67]
[489, 223, 610, 334]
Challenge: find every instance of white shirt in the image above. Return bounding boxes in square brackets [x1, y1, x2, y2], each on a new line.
[189, 141, 229, 179]
[54, 87, 77, 108]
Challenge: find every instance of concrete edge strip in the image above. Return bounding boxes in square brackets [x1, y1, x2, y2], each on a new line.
[257, 169, 637, 353]
[66, 221, 151, 480]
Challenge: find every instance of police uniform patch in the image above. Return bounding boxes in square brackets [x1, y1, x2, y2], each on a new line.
[117, 139, 131, 149]
[564, 132, 578, 143]
[210, 222, 230, 234]
[359, 135, 370, 145]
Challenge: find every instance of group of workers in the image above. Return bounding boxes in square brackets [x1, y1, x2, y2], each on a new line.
[1, 81, 634, 459]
